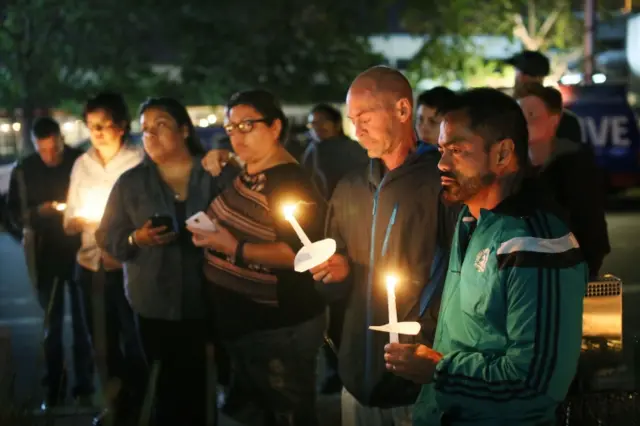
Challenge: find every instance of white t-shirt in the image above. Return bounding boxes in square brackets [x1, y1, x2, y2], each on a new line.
[64, 144, 143, 271]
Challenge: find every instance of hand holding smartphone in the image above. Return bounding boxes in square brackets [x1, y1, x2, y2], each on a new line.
[150, 214, 175, 233]
[186, 211, 217, 232]
[133, 214, 177, 247]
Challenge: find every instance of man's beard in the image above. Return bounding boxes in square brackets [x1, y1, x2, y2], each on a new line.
[441, 170, 496, 205]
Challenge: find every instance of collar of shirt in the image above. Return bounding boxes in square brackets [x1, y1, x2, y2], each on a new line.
[86, 144, 142, 171]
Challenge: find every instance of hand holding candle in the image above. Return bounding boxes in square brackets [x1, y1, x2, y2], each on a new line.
[74, 189, 109, 223]
[281, 201, 336, 272]
[38, 201, 66, 216]
[75, 204, 104, 223]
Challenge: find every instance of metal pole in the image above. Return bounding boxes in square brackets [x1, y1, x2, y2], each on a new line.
[584, 0, 595, 84]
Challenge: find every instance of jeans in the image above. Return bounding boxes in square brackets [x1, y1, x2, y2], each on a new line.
[37, 260, 94, 402]
[75, 265, 147, 414]
[222, 315, 325, 426]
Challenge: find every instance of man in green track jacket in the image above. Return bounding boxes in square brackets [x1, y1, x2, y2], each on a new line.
[384, 88, 587, 426]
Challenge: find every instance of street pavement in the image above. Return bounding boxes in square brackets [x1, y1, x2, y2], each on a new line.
[1, 197, 640, 425]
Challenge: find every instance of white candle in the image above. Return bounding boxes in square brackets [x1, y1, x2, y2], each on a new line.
[283, 204, 312, 247]
[386, 275, 399, 343]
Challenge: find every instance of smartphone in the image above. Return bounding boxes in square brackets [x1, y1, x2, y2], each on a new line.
[150, 214, 175, 233]
[186, 211, 217, 232]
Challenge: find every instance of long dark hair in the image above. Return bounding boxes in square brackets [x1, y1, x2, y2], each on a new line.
[138, 97, 205, 156]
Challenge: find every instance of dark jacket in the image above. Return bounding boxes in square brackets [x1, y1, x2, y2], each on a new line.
[96, 158, 237, 320]
[318, 143, 459, 407]
[536, 137, 610, 277]
[301, 135, 369, 198]
[557, 109, 583, 144]
[6, 147, 82, 260]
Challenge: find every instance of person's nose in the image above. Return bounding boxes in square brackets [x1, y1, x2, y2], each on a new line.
[229, 132, 246, 145]
[355, 124, 367, 139]
[438, 150, 451, 172]
[142, 130, 158, 143]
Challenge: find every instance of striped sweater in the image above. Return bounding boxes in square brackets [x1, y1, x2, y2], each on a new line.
[203, 163, 326, 337]
[413, 182, 587, 425]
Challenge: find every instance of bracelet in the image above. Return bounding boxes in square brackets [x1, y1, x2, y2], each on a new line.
[234, 240, 247, 266]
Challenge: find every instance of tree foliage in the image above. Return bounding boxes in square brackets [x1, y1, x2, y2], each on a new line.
[0, 0, 391, 154]
[0, 0, 390, 112]
[402, 0, 583, 86]
[0, 0, 163, 107]
[0, 0, 164, 151]
[164, 0, 389, 104]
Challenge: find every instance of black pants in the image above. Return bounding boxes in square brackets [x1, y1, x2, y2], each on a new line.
[323, 300, 347, 378]
[37, 258, 94, 402]
[76, 265, 147, 414]
[137, 316, 208, 426]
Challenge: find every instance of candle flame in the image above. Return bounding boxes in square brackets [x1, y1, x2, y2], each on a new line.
[54, 202, 67, 211]
[76, 189, 109, 222]
[76, 205, 104, 222]
[283, 203, 297, 220]
[386, 275, 398, 291]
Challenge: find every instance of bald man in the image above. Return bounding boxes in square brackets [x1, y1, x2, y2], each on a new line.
[310, 66, 459, 426]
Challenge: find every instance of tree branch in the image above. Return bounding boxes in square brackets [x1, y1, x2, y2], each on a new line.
[537, 8, 562, 41]
[513, 13, 536, 49]
[550, 47, 583, 80]
[528, 0, 537, 38]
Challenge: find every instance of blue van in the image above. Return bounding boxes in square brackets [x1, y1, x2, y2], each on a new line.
[561, 84, 640, 192]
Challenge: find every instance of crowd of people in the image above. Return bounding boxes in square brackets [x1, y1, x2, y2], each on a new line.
[4, 49, 609, 426]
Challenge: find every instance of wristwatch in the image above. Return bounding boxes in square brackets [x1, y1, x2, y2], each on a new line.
[128, 232, 137, 247]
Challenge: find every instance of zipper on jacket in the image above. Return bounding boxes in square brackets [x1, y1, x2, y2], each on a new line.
[364, 175, 389, 393]
[380, 203, 398, 257]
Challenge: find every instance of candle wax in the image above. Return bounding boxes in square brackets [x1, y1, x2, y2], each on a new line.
[286, 216, 312, 247]
[387, 279, 399, 343]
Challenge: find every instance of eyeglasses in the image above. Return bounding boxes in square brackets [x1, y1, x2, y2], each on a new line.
[223, 118, 269, 135]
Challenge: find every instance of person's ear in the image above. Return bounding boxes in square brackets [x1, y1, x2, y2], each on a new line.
[396, 98, 412, 123]
[494, 138, 515, 167]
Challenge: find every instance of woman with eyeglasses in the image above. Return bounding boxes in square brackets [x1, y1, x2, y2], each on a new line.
[96, 97, 235, 426]
[187, 89, 326, 426]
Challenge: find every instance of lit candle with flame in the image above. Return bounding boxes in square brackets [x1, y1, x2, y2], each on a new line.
[386, 275, 399, 343]
[75, 190, 109, 223]
[53, 202, 66, 212]
[283, 203, 312, 247]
